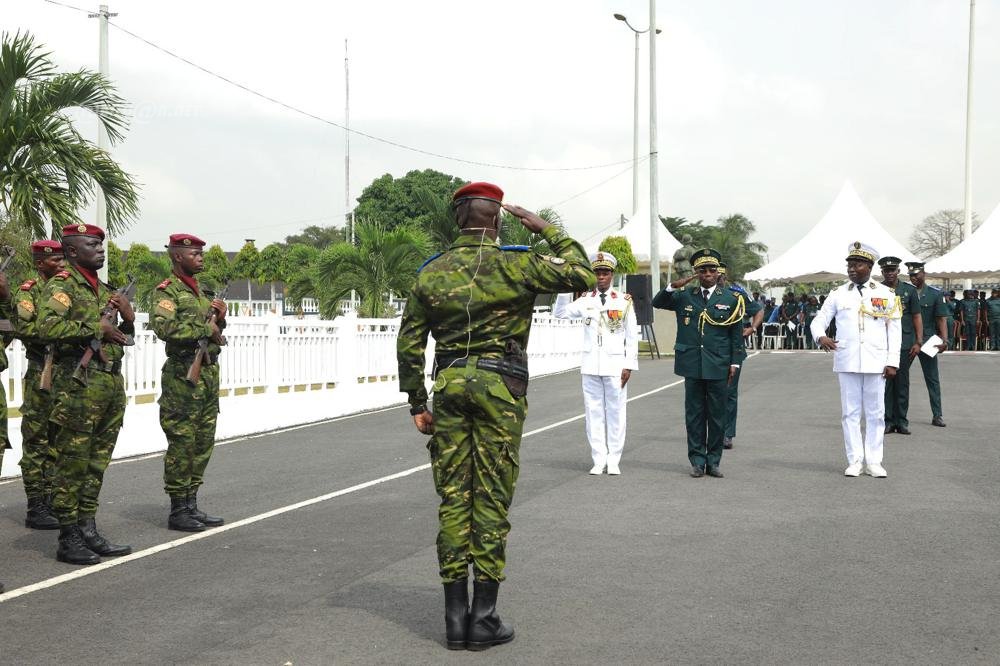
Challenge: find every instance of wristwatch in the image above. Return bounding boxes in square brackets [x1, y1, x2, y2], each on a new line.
[409, 404, 427, 416]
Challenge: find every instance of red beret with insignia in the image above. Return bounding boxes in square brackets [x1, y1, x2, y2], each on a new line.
[31, 240, 64, 256]
[452, 182, 504, 204]
[167, 233, 206, 248]
[62, 223, 105, 240]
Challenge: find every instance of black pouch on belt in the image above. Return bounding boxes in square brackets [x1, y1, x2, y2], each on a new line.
[500, 339, 528, 398]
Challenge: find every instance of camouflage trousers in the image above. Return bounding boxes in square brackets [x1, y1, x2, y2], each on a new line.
[159, 359, 219, 498]
[428, 366, 525, 583]
[20, 365, 57, 499]
[49, 367, 126, 525]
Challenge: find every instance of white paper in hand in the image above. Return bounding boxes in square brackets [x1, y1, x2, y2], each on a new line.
[920, 335, 943, 358]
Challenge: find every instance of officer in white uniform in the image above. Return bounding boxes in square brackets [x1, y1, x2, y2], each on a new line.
[810, 242, 902, 478]
[554, 252, 639, 475]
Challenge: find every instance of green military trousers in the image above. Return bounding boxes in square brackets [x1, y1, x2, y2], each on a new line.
[159, 359, 220, 498]
[48, 367, 126, 526]
[913, 352, 943, 421]
[884, 347, 913, 430]
[685, 377, 727, 468]
[428, 365, 525, 583]
[725, 368, 741, 439]
[20, 364, 57, 499]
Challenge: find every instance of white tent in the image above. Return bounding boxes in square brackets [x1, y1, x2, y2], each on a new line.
[924, 203, 1000, 280]
[745, 181, 917, 283]
[586, 204, 682, 263]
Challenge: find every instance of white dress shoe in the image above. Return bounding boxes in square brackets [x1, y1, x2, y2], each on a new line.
[589, 464, 604, 475]
[607, 464, 621, 475]
[866, 463, 887, 478]
[844, 462, 863, 477]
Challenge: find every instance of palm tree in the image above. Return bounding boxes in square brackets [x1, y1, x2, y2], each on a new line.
[0, 31, 139, 239]
[705, 213, 768, 281]
[414, 186, 458, 251]
[500, 207, 565, 250]
[312, 219, 431, 319]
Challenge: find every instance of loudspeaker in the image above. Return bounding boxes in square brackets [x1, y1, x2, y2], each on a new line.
[626, 274, 653, 325]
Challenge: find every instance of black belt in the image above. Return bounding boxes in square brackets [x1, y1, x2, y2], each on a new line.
[435, 355, 528, 381]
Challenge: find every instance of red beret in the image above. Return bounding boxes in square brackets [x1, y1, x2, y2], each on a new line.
[167, 233, 206, 248]
[31, 240, 64, 255]
[62, 223, 106, 240]
[452, 182, 504, 204]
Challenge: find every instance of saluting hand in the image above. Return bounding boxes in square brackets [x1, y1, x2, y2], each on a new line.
[502, 204, 549, 234]
[413, 410, 435, 435]
[817, 335, 838, 351]
[669, 275, 696, 290]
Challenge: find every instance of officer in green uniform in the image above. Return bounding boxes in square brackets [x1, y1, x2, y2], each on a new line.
[652, 248, 745, 478]
[987, 289, 1000, 350]
[149, 233, 228, 532]
[879, 256, 922, 435]
[397, 182, 594, 651]
[717, 263, 762, 450]
[907, 262, 949, 427]
[959, 289, 981, 350]
[779, 293, 801, 349]
[802, 296, 820, 349]
[36, 223, 133, 565]
[14, 240, 65, 529]
[944, 291, 959, 349]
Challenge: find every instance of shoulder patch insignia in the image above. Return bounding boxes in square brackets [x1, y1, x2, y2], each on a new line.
[53, 270, 71, 280]
[154, 299, 177, 318]
[417, 252, 443, 273]
[19, 279, 37, 291]
[17, 299, 35, 319]
[156, 278, 172, 290]
[542, 255, 566, 265]
[500, 245, 531, 252]
[48, 291, 72, 315]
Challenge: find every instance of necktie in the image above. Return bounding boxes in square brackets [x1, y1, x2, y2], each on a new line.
[702, 288, 710, 302]
[856, 283, 864, 297]
[599, 292, 606, 305]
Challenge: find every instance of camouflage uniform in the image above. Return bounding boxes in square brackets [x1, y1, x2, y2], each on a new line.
[149, 277, 224, 499]
[14, 278, 57, 500]
[36, 266, 130, 526]
[397, 224, 595, 582]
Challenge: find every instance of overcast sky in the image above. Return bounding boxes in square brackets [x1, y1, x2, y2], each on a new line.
[7, 0, 1000, 258]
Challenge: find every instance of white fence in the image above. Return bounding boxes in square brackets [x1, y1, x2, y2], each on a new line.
[1, 313, 584, 478]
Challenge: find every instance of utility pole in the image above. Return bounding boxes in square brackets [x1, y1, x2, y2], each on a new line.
[89, 4, 116, 279]
[962, 0, 976, 290]
[648, 0, 660, 296]
[345, 39, 357, 311]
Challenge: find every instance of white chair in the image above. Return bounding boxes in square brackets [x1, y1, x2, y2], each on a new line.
[762, 323, 782, 349]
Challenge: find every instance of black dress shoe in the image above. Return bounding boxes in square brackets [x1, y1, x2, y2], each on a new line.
[706, 466, 724, 478]
[722, 436, 734, 450]
[690, 466, 705, 478]
[895, 426, 912, 435]
[932, 416, 946, 427]
[884, 425, 896, 434]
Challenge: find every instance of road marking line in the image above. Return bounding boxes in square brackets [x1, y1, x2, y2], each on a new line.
[2, 361, 733, 603]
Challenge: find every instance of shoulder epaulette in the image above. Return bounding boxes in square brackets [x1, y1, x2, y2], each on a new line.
[499, 245, 531, 252]
[19, 279, 37, 291]
[156, 278, 172, 290]
[417, 253, 443, 273]
[728, 284, 749, 298]
[53, 270, 71, 280]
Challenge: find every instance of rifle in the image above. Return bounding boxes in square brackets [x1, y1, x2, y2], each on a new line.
[38, 343, 55, 393]
[185, 286, 229, 387]
[0, 246, 17, 333]
[72, 274, 137, 386]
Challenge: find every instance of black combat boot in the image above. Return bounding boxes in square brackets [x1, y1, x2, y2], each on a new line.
[56, 525, 100, 565]
[443, 580, 470, 650]
[466, 580, 515, 651]
[168, 496, 206, 532]
[25, 496, 60, 530]
[187, 490, 224, 527]
[78, 516, 132, 557]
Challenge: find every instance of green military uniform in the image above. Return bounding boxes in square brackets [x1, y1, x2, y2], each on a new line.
[397, 223, 594, 583]
[780, 300, 800, 349]
[14, 277, 58, 504]
[802, 300, 820, 349]
[959, 295, 980, 350]
[883, 279, 921, 431]
[986, 294, 1000, 350]
[725, 285, 759, 441]
[914, 284, 948, 422]
[944, 297, 959, 349]
[652, 258, 746, 473]
[36, 266, 130, 526]
[149, 276, 224, 501]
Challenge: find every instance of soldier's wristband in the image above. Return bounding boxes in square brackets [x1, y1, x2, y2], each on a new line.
[409, 404, 427, 416]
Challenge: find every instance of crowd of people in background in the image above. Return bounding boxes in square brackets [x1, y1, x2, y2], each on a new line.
[747, 286, 1000, 351]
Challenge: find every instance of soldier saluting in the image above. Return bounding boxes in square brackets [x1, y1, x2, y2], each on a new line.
[14, 240, 65, 530]
[149, 234, 228, 532]
[37, 224, 133, 565]
[397, 182, 595, 650]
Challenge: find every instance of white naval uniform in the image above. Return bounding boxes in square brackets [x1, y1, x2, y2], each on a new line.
[810, 280, 902, 467]
[554, 290, 640, 468]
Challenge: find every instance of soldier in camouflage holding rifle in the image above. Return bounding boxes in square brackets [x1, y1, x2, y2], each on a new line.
[14, 240, 65, 530]
[149, 234, 228, 532]
[37, 224, 133, 565]
[397, 182, 595, 651]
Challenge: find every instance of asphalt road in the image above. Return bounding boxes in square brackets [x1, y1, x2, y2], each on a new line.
[1, 351, 998, 665]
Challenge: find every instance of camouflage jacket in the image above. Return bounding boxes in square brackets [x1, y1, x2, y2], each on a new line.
[13, 276, 50, 361]
[397, 224, 595, 409]
[35, 265, 134, 365]
[149, 276, 226, 359]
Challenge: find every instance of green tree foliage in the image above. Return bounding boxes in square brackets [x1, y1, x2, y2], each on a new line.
[0, 31, 139, 239]
[123, 243, 170, 311]
[354, 169, 467, 231]
[312, 219, 431, 319]
[414, 186, 458, 252]
[598, 235, 638, 274]
[201, 244, 231, 292]
[283, 224, 345, 249]
[106, 240, 126, 287]
[231, 240, 261, 302]
[282, 243, 320, 310]
[499, 208, 565, 251]
[257, 243, 285, 303]
[660, 216, 711, 249]
[704, 214, 768, 282]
